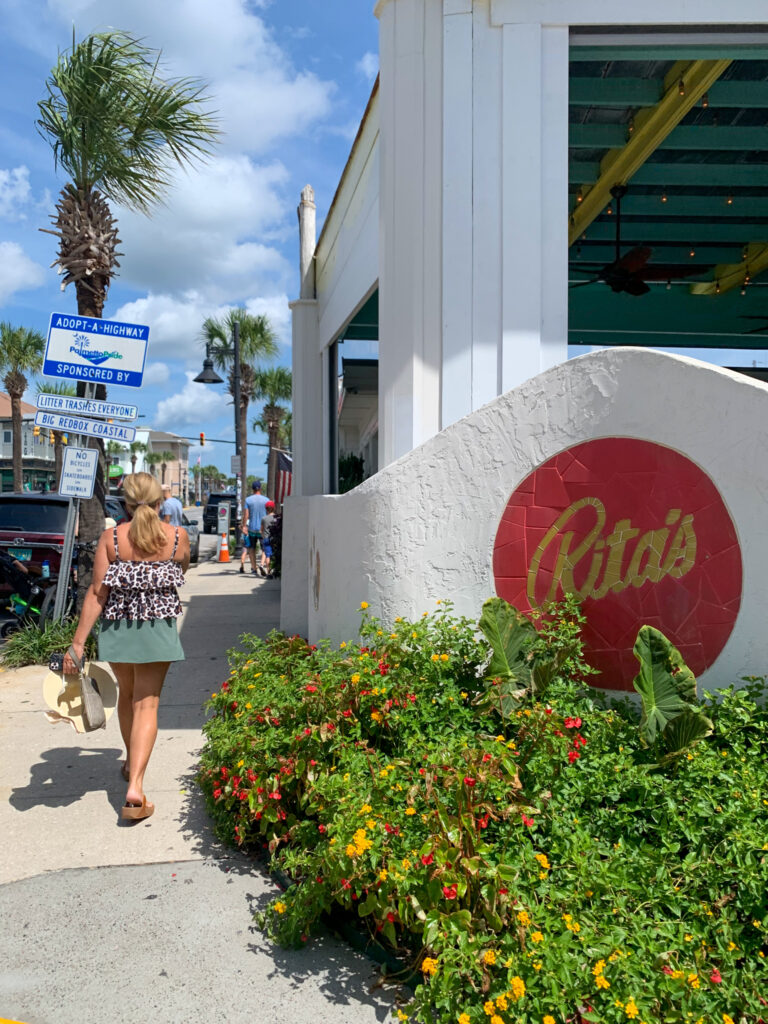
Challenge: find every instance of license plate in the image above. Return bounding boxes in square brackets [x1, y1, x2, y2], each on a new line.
[8, 547, 32, 561]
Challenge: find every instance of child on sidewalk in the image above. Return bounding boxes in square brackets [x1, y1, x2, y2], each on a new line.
[259, 501, 276, 577]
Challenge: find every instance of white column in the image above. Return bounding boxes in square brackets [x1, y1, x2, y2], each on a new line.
[500, 22, 568, 392]
[289, 298, 322, 496]
[376, 0, 443, 466]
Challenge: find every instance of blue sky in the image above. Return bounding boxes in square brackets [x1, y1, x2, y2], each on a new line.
[0, 0, 379, 475]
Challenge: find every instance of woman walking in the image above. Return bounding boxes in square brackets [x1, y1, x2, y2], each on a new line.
[64, 473, 189, 821]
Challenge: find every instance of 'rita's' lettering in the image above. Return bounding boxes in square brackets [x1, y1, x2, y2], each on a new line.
[527, 497, 697, 608]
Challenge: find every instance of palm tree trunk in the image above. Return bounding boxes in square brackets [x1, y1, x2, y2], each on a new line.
[239, 398, 248, 510]
[131, 454, 136, 473]
[54, 434, 64, 489]
[11, 395, 23, 492]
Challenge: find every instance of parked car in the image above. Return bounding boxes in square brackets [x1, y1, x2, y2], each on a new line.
[0, 493, 71, 577]
[106, 495, 199, 563]
[202, 492, 239, 534]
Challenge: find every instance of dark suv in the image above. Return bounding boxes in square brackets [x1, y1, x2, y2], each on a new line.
[0, 493, 71, 575]
[203, 492, 239, 534]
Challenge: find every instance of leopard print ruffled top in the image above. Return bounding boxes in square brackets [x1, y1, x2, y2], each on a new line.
[102, 526, 185, 621]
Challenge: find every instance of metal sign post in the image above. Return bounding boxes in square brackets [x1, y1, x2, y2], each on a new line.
[54, 446, 99, 621]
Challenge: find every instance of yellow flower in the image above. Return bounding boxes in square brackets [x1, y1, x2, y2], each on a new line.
[351, 673, 361, 684]
[237, 759, 244, 768]
[458, 1016, 471, 1024]
[534, 853, 550, 870]
[483, 1002, 496, 1016]
[371, 711, 384, 723]
[401, 858, 412, 870]
[496, 994, 508, 1010]
[483, 950, 496, 965]
[592, 960, 606, 976]
[461, 691, 468, 698]
[490, 1017, 504, 1024]
[366, 819, 376, 829]
[625, 1000, 639, 1019]
[360, 804, 372, 813]
[340, 641, 347, 648]
[723, 1016, 735, 1024]
[517, 910, 531, 926]
[274, 901, 286, 914]
[533, 961, 543, 971]
[431, 654, 439, 662]
[531, 931, 544, 943]
[596, 976, 610, 990]
[421, 957, 438, 976]
[440, 653, 450, 662]
[346, 844, 357, 857]
[360, 601, 368, 609]
[539, 872, 548, 880]
[405, 807, 416, 816]
[544, 1017, 556, 1024]
[396, 1012, 408, 1022]
[510, 976, 526, 999]
[727, 941, 737, 951]
[245, 702, 252, 709]
[684, 934, 693, 942]
[688, 974, 700, 989]
[378, 869, 388, 881]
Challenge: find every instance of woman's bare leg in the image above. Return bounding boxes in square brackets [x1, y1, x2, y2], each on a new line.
[111, 662, 135, 771]
[125, 661, 171, 806]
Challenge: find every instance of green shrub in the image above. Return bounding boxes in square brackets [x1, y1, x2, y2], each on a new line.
[1, 619, 97, 667]
[198, 600, 768, 1024]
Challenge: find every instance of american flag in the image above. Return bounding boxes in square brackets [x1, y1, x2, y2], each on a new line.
[275, 451, 292, 506]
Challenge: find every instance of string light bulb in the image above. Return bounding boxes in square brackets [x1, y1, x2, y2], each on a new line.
[576, 187, 584, 204]
[726, 195, 733, 205]
[627, 116, 635, 135]
[661, 189, 668, 203]
[741, 283, 747, 296]
[689, 248, 696, 258]
[702, 93, 709, 108]
[666, 280, 672, 290]
[743, 245, 749, 261]
[678, 79, 686, 96]
[606, 204, 613, 215]
[745, 269, 751, 285]
[715, 279, 721, 294]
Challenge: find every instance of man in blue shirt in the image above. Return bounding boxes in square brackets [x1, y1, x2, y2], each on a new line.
[161, 484, 184, 526]
[244, 481, 270, 574]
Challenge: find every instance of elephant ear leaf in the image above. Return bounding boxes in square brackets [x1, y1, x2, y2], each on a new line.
[661, 708, 713, 759]
[632, 626, 697, 745]
[479, 598, 536, 680]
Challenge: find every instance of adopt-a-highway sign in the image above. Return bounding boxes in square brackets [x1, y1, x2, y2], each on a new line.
[44, 312, 149, 388]
[34, 410, 136, 443]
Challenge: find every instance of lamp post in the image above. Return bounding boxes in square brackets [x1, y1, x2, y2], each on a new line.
[194, 322, 243, 521]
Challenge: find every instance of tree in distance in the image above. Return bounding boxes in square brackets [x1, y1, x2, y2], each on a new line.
[1, 324, 45, 492]
[251, 366, 292, 501]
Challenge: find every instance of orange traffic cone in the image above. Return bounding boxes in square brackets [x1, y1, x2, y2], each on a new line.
[218, 530, 230, 562]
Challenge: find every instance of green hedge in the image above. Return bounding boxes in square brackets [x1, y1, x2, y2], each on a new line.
[198, 599, 768, 1024]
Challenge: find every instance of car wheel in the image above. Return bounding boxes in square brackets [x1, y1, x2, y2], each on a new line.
[203, 524, 212, 534]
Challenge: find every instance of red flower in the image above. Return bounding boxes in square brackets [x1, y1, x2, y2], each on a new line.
[341, 878, 351, 889]
[710, 969, 722, 984]
[305, 684, 318, 692]
[213, 787, 222, 799]
[326, 723, 336, 732]
[310, 759, 317, 766]
[304, 727, 312, 735]
[463, 776, 477, 787]
[221, 681, 229, 692]
[238, 790, 248, 801]
[318, 824, 327, 833]
[568, 750, 580, 764]
[544, 708, 553, 715]
[270, 717, 279, 726]
[573, 733, 587, 747]
[554, 730, 564, 737]
[564, 716, 582, 729]
[268, 791, 282, 800]
[499, 887, 508, 895]
[477, 814, 490, 829]
[342, 709, 352, 718]
[421, 853, 434, 866]
[379, 661, 390, 676]
[442, 884, 458, 899]
[316, 876, 323, 884]
[230, 701, 238, 710]
[481, 754, 492, 763]
[386, 912, 396, 923]
[232, 776, 242, 788]
[521, 814, 534, 827]
[418, 768, 426, 775]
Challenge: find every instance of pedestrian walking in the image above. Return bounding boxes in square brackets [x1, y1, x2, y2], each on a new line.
[63, 472, 190, 822]
[259, 500, 276, 577]
[161, 483, 184, 526]
[244, 480, 269, 575]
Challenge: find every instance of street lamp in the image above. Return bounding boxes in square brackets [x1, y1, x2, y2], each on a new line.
[194, 343, 224, 385]
[194, 321, 243, 516]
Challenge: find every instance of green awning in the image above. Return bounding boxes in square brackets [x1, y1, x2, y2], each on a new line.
[108, 465, 124, 478]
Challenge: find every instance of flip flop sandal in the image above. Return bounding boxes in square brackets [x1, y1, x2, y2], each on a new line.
[121, 796, 155, 821]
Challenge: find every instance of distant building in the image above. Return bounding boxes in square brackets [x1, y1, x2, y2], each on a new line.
[110, 428, 191, 500]
[0, 393, 56, 492]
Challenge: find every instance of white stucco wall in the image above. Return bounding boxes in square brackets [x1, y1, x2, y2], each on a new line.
[281, 348, 768, 693]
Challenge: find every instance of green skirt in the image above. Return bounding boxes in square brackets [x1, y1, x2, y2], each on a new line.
[98, 617, 185, 664]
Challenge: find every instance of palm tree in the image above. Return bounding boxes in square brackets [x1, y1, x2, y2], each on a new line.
[144, 452, 163, 477]
[202, 309, 278, 505]
[128, 440, 147, 474]
[0, 324, 45, 492]
[35, 379, 76, 488]
[158, 451, 175, 485]
[37, 30, 219, 601]
[252, 366, 292, 501]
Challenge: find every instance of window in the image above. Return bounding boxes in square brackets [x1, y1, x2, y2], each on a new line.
[3, 430, 10, 443]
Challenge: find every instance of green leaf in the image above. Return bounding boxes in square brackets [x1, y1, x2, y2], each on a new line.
[632, 626, 697, 744]
[479, 598, 535, 679]
[661, 708, 713, 757]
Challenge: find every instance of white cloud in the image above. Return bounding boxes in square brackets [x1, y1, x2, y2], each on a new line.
[142, 361, 171, 386]
[0, 242, 45, 304]
[356, 51, 378, 83]
[114, 156, 291, 297]
[0, 166, 31, 219]
[245, 293, 291, 343]
[153, 371, 231, 429]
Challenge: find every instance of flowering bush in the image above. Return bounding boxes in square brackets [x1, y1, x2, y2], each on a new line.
[198, 598, 768, 1024]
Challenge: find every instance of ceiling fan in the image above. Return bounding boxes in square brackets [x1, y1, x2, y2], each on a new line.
[570, 185, 703, 296]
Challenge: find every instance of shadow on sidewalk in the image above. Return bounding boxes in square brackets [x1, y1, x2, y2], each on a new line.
[9, 745, 124, 811]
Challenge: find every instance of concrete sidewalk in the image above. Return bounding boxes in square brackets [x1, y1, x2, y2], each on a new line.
[0, 561, 397, 1024]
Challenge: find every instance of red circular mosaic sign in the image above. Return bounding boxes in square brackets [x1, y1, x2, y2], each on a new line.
[492, 438, 742, 690]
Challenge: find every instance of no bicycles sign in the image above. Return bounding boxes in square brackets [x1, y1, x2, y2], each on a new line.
[492, 437, 743, 690]
[59, 447, 99, 500]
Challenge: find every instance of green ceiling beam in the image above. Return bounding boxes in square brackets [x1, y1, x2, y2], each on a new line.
[570, 45, 768, 62]
[570, 159, 768, 186]
[570, 245, 749, 264]
[569, 78, 768, 109]
[568, 329, 768, 350]
[569, 59, 732, 245]
[571, 124, 768, 151]
[581, 221, 768, 243]
[569, 195, 768, 218]
[690, 242, 768, 294]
